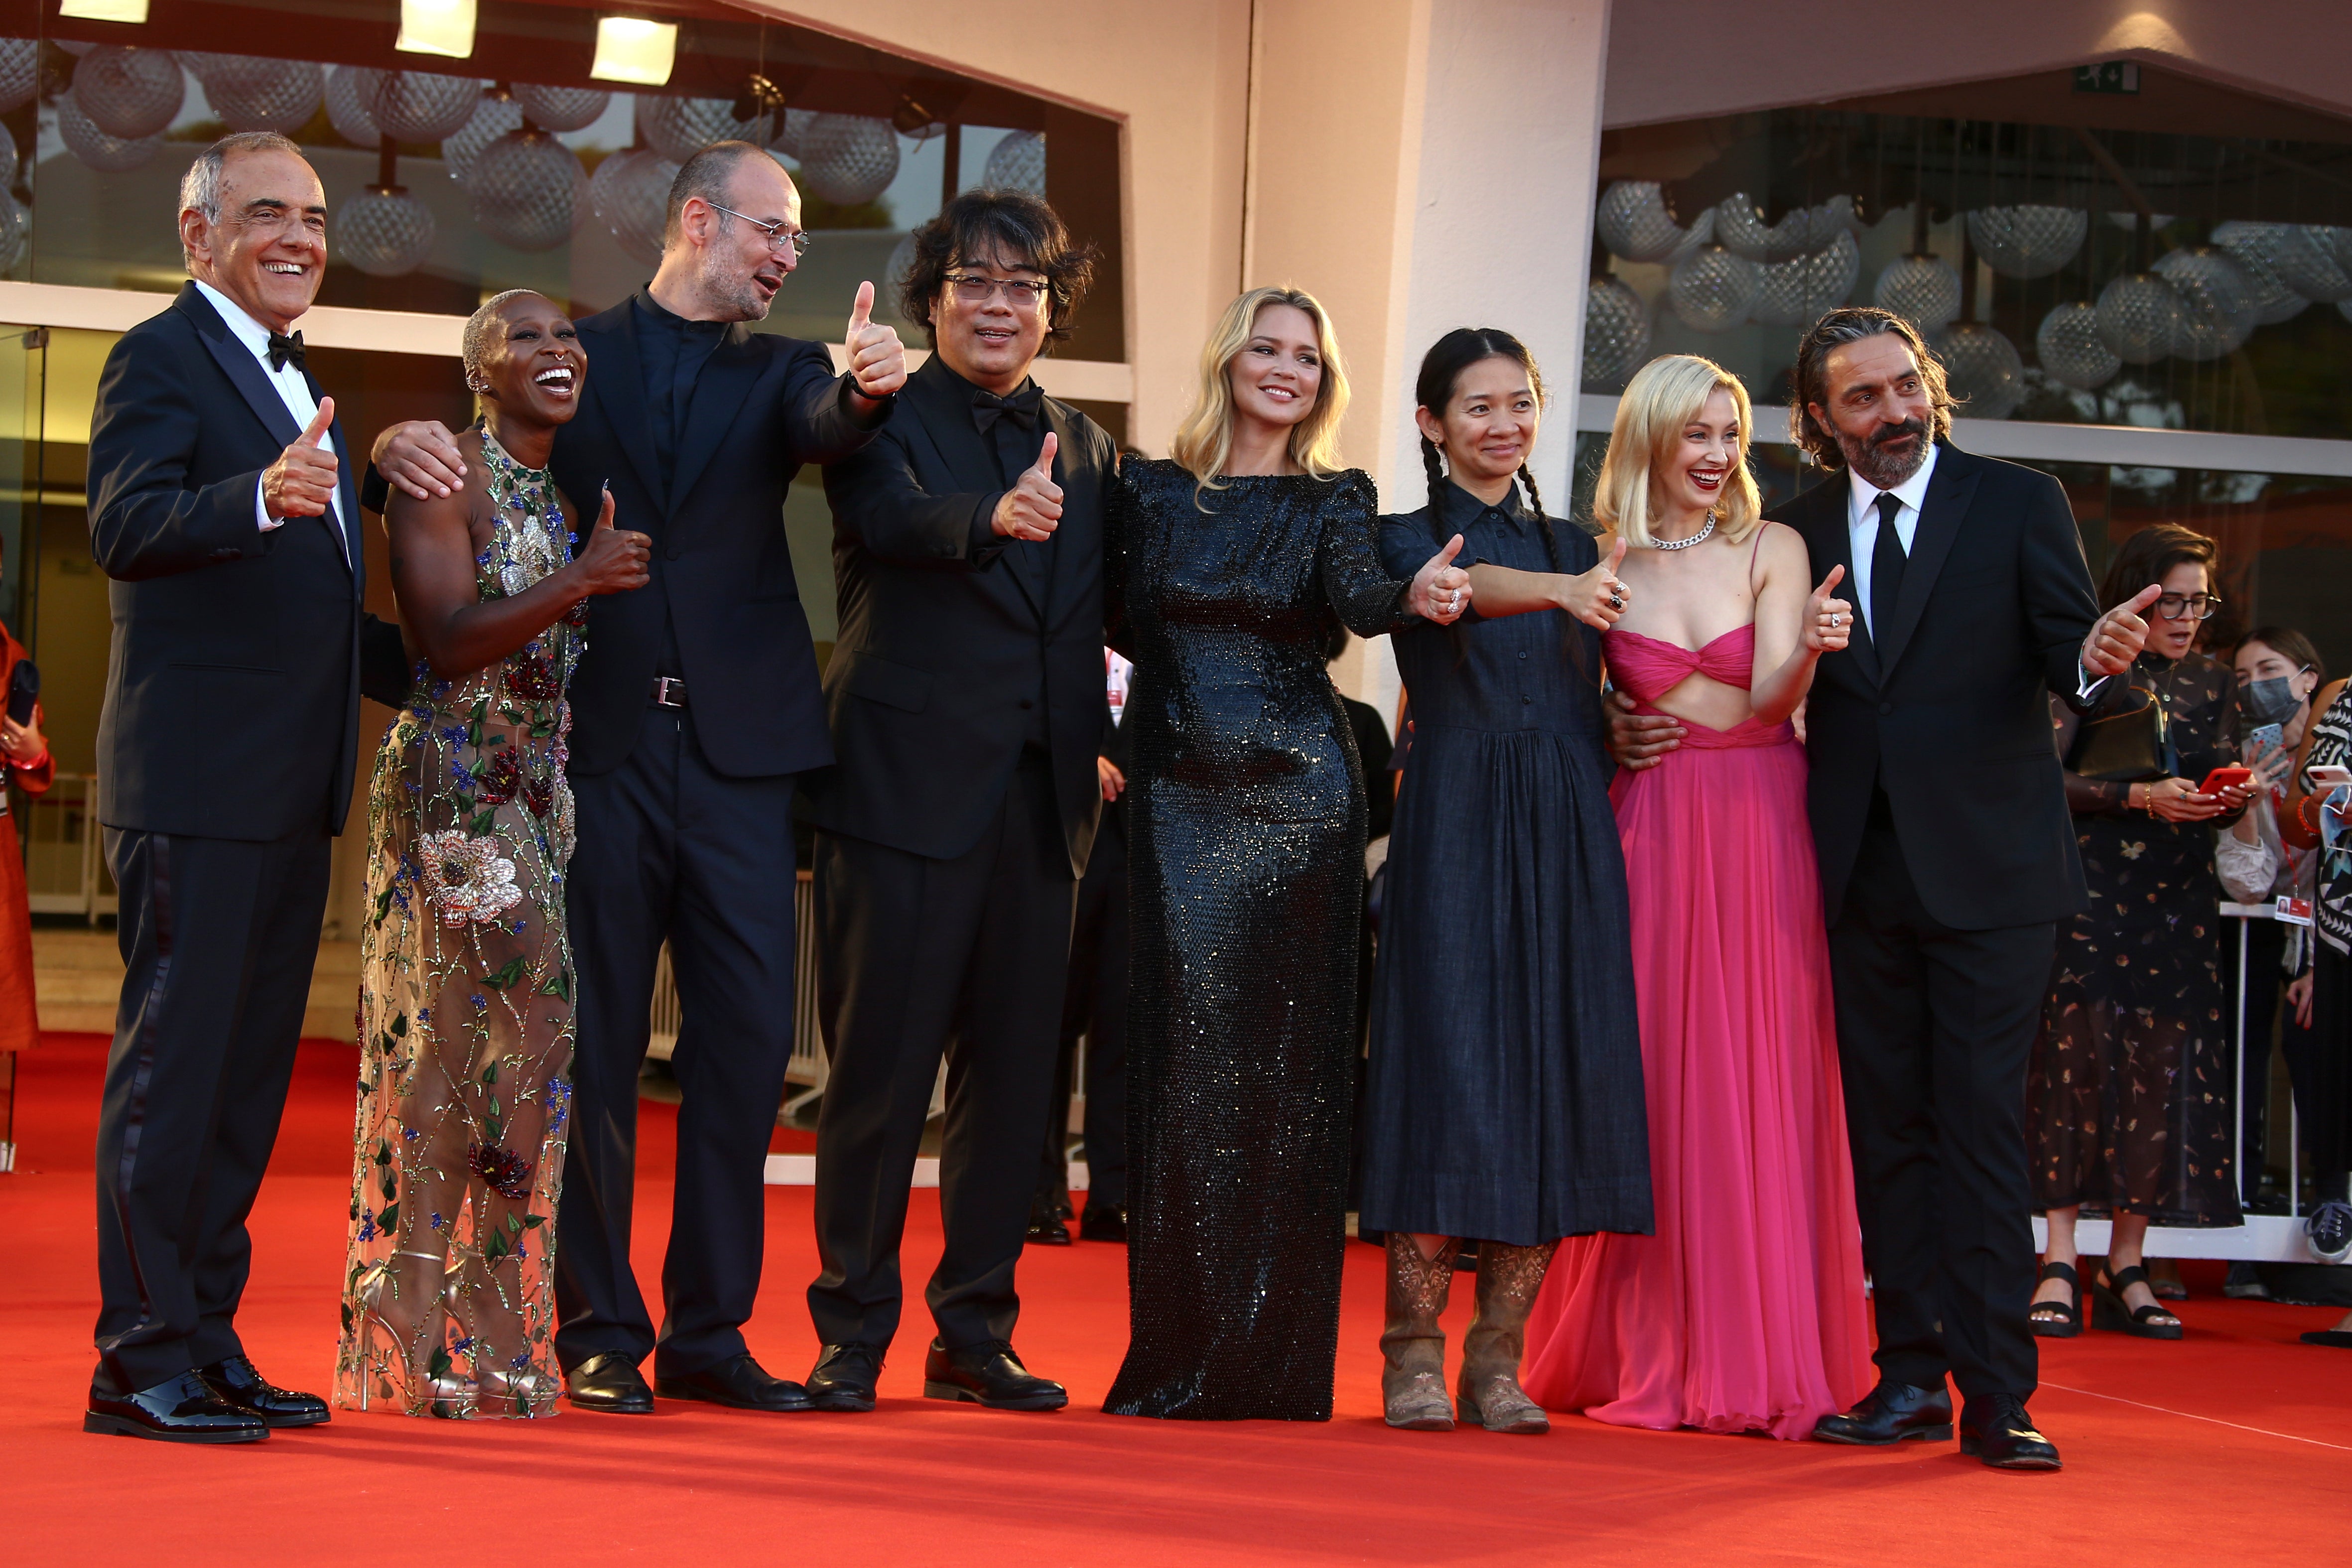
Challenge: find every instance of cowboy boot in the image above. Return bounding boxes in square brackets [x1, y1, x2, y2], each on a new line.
[1456, 1240, 1558, 1434]
[1380, 1232, 1457, 1431]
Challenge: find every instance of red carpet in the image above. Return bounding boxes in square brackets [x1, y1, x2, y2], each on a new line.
[5, 1033, 2350, 1566]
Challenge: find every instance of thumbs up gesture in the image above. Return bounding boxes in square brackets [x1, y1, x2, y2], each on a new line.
[1563, 534, 1631, 630]
[570, 485, 652, 596]
[1411, 532, 1473, 624]
[262, 396, 340, 518]
[992, 431, 1063, 541]
[1805, 564, 1853, 653]
[845, 280, 908, 399]
[2084, 582, 2162, 677]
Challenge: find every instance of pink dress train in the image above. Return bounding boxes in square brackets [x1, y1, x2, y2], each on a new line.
[1521, 624, 1871, 1439]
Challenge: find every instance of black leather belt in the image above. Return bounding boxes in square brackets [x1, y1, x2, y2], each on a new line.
[650, 676, 689, 709]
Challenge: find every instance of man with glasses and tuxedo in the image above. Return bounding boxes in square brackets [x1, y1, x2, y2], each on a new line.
[795, 189, 1117, 1413]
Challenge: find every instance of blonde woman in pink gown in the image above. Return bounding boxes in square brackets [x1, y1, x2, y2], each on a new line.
[1520, 355, 1872, 1439]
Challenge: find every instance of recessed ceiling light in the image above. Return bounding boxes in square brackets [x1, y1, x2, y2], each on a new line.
[397, 0, 477, 60]
[58, 0, 150, 21]
[591, 16, 677, 88]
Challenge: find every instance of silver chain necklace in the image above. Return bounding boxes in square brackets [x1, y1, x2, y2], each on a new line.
[1651, 512, 1716, 551]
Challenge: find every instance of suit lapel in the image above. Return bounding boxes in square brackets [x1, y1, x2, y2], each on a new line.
[1030, 397, 1077, 623]
[583, 307, 663, 508]
[1877, 443, 1979, 679]
[669, 325, 765, 517]
[180, 288, 358, 581]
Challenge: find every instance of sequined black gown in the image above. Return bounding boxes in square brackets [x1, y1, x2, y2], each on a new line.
[1104, 459, 1416, 1421]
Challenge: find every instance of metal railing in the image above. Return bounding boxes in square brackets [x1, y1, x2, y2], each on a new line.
[18, 772, 114, 924]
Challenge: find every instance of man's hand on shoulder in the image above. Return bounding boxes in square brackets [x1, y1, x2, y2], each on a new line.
[374, 419, 468, 502]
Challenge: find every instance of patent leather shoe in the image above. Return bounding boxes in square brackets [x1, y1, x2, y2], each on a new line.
[806, 1342, 883, 1412]
[655, 1352, 812, 1412]
[1079, 1203, 1128, 1243]
[1960, 1394, 2063, 1470]
[1026, 1199, 1071, 1246]
[564, 1351, 654, 1414]
[197, 1354, 329, 1428]
[1811, 1379, 1954, 1445]
[85, 1369, 269, 1444]
[922, 1338, 1068, 1411]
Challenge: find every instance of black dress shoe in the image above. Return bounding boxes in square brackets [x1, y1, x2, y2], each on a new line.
[1960, 1394, 2063, 1470]
[1811, 1379, 1954, 1445]
[655, 1352, 812, 1412]
[923, 1338, 1068, 1411]
[1026, 1200, 1071, 1246]
[85, 1369, 269, 1444]
[806, 1342, 884, 1412]
[1078, 1203, 1128, 1243]
[197, 1354, 330, 1428]
[565, 1351, 654, 1414]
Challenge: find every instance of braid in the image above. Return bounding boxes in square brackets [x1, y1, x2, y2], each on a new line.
[1421, 436, 1448, 526]
[1515, 463, 1546, 528]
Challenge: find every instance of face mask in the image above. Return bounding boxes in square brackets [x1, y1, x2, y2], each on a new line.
[2241, 671, 2310, 727]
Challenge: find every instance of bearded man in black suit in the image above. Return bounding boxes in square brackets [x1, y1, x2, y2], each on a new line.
[1613, 309, 2156, 1471]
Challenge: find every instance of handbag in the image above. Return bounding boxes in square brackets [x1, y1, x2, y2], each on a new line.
[2065, 669, 2171, 782]
[4, 656, 33, 727]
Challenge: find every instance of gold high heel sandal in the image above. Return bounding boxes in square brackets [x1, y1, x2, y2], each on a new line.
[351, 1251, 477, 1418]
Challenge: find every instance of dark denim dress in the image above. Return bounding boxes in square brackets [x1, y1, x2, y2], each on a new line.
[1356, 483, 1651, 1245]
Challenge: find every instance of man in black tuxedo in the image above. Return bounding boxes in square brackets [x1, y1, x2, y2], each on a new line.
[83, 133, 409, 1442]
[797, 190, 1116, 1412]
[372, 141, 904, 1416]
[1614, 309, 2154, 1470]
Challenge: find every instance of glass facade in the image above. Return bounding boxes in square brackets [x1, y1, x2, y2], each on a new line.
[1587, 68, 2352, 440]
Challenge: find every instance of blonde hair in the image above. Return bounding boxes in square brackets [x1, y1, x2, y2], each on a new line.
[1171, 286, 1351, 500]
[1591, 354, 1763, 548]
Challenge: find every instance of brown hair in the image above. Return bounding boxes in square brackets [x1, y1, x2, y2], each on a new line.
[895, 187, 1097, 347]
[2236, 623, 2326, 688]
[2098, 522, 2217, 614]
[1790, 306, 1955, 470]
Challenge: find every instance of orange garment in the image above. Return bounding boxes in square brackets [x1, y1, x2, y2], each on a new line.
[0, 625, 53, 1052]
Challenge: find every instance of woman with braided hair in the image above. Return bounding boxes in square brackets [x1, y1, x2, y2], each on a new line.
[1357, 328, 1651, 1434]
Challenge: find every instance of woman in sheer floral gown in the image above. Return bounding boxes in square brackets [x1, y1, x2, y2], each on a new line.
[334, 291, 649, 1418]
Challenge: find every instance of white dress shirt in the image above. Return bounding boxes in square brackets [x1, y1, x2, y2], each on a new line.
[1843, 441, 1938, 642]
[193, 279, 345, 560]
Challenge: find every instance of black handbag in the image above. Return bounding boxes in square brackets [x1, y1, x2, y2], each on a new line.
[2065, 670, 2171, 782]
[4, 656, 33, 726]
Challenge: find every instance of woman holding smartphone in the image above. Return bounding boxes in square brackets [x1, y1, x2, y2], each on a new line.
[2026, 523, 2254, 1341]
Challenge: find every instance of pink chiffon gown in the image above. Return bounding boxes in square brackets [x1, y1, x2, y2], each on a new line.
[1520, 622, 1871, 1439]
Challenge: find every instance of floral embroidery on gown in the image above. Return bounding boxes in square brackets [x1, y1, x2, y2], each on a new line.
[334, 430, 583, 1419]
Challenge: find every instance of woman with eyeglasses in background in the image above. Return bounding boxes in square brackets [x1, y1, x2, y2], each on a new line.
[2026, 523, 2253, 1344]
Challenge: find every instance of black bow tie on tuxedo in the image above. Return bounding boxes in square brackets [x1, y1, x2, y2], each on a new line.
[971, 385, 1043, 433]
[267, 330, 305, 372]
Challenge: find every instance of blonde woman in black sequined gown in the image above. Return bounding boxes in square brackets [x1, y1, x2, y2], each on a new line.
[1103, 288, 1472, 1420]
[334, 292, 650, 1418]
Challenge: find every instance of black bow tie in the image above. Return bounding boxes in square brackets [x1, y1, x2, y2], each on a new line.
[267, 330, 305, 372]
[971, 385, 1043, 434]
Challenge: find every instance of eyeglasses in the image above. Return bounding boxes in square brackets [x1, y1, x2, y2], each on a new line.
[943, 272, 1051, 309]
[2154, 592, 2223, 621]
[706, 203, 810, 257]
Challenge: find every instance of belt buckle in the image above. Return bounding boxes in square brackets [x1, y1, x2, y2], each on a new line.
[653, 676, 684, 708]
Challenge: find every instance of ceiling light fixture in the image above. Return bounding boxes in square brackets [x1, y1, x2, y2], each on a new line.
[58, 0, 150, 22]
[396, 0, 477, 60]
[591, 17, 677, 87]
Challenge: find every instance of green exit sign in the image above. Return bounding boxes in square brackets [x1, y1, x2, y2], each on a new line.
[2075, 62, 2141, 94]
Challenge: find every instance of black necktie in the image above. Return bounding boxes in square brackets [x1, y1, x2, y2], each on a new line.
[972, 385, 1044, 434]
[1870, 490, 1907, 646]
[267, 330, 304, 372]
